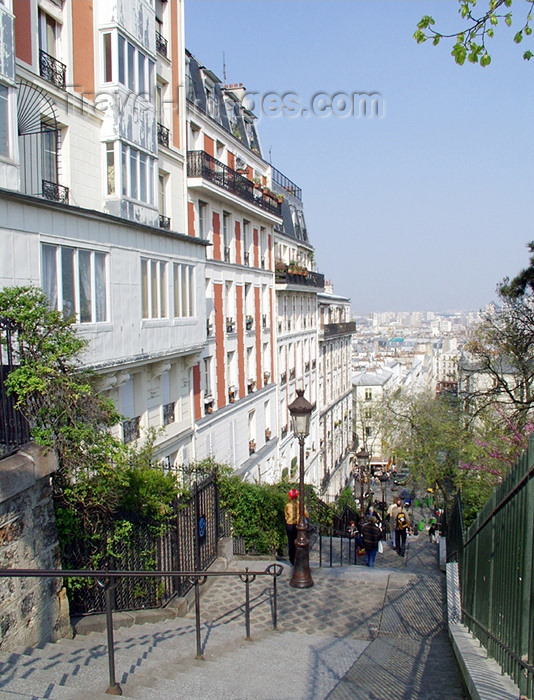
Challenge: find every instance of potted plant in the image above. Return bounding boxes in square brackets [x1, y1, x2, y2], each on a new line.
[249, 439, 256, 454]
[265, 428, 271, 441]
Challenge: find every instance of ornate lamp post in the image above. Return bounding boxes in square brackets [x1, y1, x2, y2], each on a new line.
[379, 473, 389, 522]
[356, 447, 369, 516]
[288, 389, 314, 589]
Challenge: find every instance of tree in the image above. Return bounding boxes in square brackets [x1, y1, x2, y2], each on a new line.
[462, 287, 534, 423]
[381, 391, 469, 505]
[414, 0, 534, 66]
[0, 285, 180, 566]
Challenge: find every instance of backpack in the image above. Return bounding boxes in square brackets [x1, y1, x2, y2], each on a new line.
[396, 511, 409, 530]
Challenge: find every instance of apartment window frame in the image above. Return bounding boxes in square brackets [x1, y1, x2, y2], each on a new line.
[41, 243, 108, 324]
[121, 142, 155, 205]
[0, 84, 9, 159]
[173, 262, 195, 318]
[101, 30, 154, 101]
[141, 258, 168, 320]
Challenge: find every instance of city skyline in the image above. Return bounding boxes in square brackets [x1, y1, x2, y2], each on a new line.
[185, 1, 534, 314]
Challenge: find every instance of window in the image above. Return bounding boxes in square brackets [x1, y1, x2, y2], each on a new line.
[102, 31, 153, 98]
[42, 244, 107, 323]
[103, 32, 112, 83]
[198, 201, 207, 237]
[106, 143, 115, 194]
[365, 388, 373, 401]
[173, 263, 194, 317]
[0, 85, 8, 158]
[39, 10, 57, 57]
[121, 143, 155, 204]
[141, 258, 167, 319]
[223, 212, 231, 261]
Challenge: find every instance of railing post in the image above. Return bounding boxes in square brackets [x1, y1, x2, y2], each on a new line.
[100, 575, 121, 696]
[244, 568, 252, 641]
[194, 577, 204, 660]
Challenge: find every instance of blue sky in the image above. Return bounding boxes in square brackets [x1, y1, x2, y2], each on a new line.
[185, 1, 534, 313]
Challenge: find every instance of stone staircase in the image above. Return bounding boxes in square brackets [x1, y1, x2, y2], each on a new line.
[0, 530, 469, 700]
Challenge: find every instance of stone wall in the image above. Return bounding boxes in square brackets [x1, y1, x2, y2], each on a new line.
[0, 443, 72, 651]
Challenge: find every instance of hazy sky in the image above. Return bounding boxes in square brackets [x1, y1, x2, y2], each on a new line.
[185, 0, 534, 313]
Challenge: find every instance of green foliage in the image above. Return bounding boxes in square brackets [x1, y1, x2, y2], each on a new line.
[217, 472, 287, 554]
[335, 485, 359, 514]
[415, 0, 534, 65]
[0, 285, 181, 579]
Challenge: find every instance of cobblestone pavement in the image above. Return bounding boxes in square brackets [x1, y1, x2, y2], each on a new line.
[0, 501, 468, 699]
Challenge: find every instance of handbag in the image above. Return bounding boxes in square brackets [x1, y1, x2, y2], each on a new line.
[377, 540, 383, 553]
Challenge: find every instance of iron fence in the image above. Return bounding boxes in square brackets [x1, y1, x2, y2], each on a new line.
[64, 474, 222, 616]
[451, 435, 534, 697]
[0, 318, 31, 458]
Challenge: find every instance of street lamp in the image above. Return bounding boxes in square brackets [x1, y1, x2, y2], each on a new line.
[288, 389, 314, 589]
[379, 473, 389, 522]
[356, 447, 369, 516]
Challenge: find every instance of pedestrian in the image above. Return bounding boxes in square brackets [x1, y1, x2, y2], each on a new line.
[428, 522, 438, 543]
[366, 505, 381, 524]
[284, 488, 308, 565]
[361, 516, 383, 568]
[395, 505, 411, 557]
[387, 497, 402, 548]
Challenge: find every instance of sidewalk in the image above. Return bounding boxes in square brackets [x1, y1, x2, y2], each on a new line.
[0, 531, 469, 700]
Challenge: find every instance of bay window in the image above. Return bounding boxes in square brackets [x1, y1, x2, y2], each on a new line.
[41, 244, 107, 323]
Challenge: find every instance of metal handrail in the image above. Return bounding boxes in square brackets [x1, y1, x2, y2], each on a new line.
[0, 564, 283, 696]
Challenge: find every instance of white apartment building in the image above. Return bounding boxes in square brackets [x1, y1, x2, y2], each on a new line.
[317, 285, 355, 499]
[184, 54, 279, 480]
[0, 0, 208, 468]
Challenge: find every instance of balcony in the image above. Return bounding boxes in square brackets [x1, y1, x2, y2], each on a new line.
[159, 214, 171, 230]
[157, 123, 170, 148]
[123, 416, 140, 444]
[322, 321, 356, 338]
[226, 317, 235, 333]
[245, 315, 254, 331]
[274, 261, 324, 289]
[271, 165, 302, 200]
[39, 50, 66, 89]
[187, 151, 282, 218]
[155, 31, 168, 58]
[42, 180, 69, 204]
[163, 402, 175, 426]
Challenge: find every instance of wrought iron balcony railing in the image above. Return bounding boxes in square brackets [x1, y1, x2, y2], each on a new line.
[39, 50, 66, 89]
[224, 246, 231, 262]
[42, 180, 69, 204]
[155, 31, 168, 58]
[243, 251, 250, 266]
[322, 321, 356, 338]
[159, 214, 171, 230]
[123, 416, 140, 444]
[157, 123, 170, 147]
[275, 264, 325, 289]
[187, 151, 281, 218]
[163, 402, 175, 426]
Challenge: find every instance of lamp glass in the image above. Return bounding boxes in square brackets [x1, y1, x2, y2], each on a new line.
[290, 411, 310, 437]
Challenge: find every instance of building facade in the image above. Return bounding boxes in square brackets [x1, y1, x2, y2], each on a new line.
[1, 0, 208, 468]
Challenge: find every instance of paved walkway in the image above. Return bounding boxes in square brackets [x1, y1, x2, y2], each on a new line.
[0, 525, 468, 700]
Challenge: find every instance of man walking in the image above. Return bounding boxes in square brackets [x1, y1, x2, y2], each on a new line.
[395, 504, 411, 557]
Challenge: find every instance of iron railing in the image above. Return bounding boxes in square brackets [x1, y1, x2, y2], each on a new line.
[63, 475, 221, 615]
[157, 122, 169, 147]
[275, 266, 325, 289]
[0, 319, 31, 458]
[187, 151, 282, 218]
[271, 165, 302, 200]
[39, 49, 66, 89]
[451, 436, 534, 697]
[159, 214, 171, 230]
[321, 321, 356, 338]
[155, 31, 168, 58]
[0, 564, 283, 696]
[42, 179, 69, 203]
